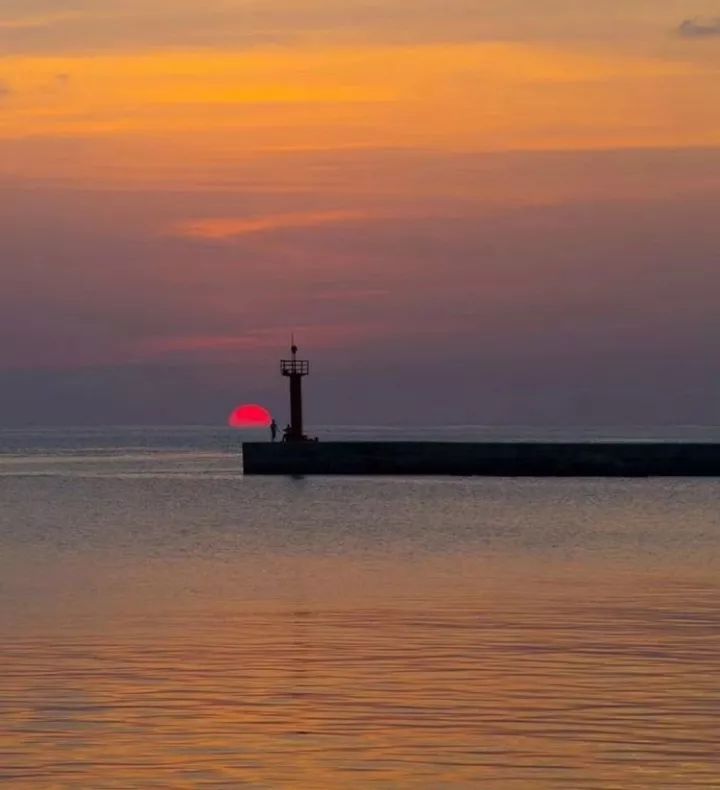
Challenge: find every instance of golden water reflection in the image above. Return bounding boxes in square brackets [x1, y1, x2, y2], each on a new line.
[2, 552, 719, 788]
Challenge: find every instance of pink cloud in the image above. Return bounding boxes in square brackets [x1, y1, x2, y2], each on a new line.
[133, 320, 407, 362]
[170, 210, 376, 240]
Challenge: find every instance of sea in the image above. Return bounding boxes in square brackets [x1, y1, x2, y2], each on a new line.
[1, 425, 719, 788]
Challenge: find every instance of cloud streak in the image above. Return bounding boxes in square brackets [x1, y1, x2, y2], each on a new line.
[171, 210, 377, 240]
[678, 17, 720, 38]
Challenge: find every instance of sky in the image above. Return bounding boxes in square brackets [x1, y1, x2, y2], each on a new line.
[1, 0, 720, 426]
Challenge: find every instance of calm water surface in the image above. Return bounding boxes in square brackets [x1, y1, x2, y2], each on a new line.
[1, 427, 719, 787]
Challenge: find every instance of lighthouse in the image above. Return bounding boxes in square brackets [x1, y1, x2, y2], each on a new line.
[280, 342, 310, 442]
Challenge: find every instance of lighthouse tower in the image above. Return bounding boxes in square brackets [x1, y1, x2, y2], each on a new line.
[280, 342, 310, 442]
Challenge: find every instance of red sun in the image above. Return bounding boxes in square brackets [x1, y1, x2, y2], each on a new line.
[228, 404, 273, 429]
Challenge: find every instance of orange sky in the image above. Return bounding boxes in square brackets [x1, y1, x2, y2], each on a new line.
[1, 1, 720, 425]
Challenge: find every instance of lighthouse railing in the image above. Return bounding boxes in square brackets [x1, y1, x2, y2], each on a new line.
[280, 359, 310, 376]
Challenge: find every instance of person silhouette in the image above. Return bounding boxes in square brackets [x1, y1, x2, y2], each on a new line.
[270, 419, 278, 442]
[283, 424, 291, 442]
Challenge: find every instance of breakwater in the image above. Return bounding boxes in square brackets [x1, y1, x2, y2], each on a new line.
[242, 441, 720, 477]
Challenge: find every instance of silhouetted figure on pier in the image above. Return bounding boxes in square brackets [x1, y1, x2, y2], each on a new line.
[270, 419, 278, 442]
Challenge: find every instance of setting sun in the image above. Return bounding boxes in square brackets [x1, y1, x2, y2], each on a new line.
[228, 404, 272, 429]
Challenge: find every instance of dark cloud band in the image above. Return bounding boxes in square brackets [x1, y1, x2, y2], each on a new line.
[678, 17, 720, 38]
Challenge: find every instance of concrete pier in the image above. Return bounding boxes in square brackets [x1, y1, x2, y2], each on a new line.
[242, 441, 720, 477]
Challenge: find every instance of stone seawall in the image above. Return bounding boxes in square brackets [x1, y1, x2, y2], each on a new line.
[242, 442, 720, 477]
